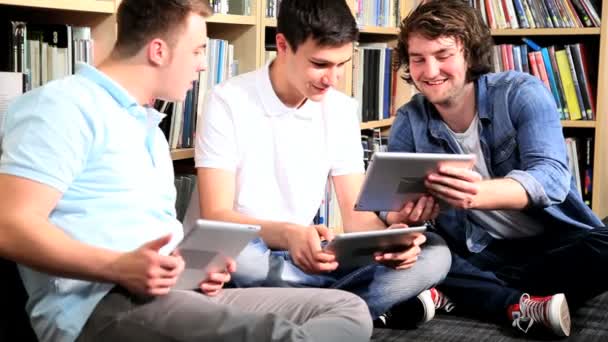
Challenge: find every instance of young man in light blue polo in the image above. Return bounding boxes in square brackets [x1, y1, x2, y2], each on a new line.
[0, 1, 373, 341]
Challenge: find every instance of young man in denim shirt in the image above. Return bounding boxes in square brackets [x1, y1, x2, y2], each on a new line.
[0, 1, 375, 341]
[385, 0, 608, 337]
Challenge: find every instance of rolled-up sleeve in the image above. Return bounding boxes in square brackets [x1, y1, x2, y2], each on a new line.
[506, 77, 571, 207]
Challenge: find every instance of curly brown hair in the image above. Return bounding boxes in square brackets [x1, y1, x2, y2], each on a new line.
[395, 0, 493, 84]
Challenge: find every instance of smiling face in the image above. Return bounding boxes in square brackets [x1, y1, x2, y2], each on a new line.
[407, 34, 470, 108]
[159, 12, 207, 102]
[280, 35, 353, 102]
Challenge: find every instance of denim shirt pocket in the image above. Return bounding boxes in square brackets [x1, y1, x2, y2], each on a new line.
[490, 133, 518, 177]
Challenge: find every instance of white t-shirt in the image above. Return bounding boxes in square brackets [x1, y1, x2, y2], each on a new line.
[195, 63, 364, 226]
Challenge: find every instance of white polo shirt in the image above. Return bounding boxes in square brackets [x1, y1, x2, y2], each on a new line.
[195, 62, 364, 226]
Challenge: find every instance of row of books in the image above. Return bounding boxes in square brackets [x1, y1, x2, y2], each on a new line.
[265, 0, 282, 18]
[156, 38, 237, 150]
[0, 21, 93, 91]
[492, 41, 594, 121]
[565, 136, 593, 206]
[354, 0, 402, 28]
[156, 80, 201, 150]
[0, 71, 24, 154]
[361, 129, 388, 169]
[352, 44, 398, 123]
[467, 0, 601, 29]
[210, 0, 252, 16]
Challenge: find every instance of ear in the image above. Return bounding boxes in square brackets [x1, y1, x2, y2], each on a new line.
[147, 38, 169, 67]
[275, 33, 291, 55]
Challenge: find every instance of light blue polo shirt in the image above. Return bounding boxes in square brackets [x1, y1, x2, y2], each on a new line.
[0, 63, 183, 342]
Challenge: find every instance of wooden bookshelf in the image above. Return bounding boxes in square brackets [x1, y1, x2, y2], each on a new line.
[592, 1, 608, 219]
[492, 28, 601, 36]
[0, 0, 115, 13]
[264, 18, 277, 27]
[561, 120, 597, 129]
[359, 26, 399, 35]
[171, 148, 195, 161]
[360, 117, 395, 130]
[207, 14, 256, 25]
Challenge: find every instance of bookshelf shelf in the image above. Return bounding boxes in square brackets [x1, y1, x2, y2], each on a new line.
[492, 28, 601, 36]
[171, 148, 195, 161]
[207, 14, 256, 25]
[360, 117, 395, 130]
[0, 0, 115, 13]
[264, 18, 277, 27]
[561, 120, 597, 128]
[358, 26, 399, 35]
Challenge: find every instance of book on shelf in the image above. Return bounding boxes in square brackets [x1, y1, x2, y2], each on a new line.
[492, 40, 595, 121]
[354, 0, 402, 28]
[0, 20, 93, 91]
[209, 0, 252, 16]
[0, 71, 24, 155]
[467, 0, 601, 28]
[352, 43, 398, 124]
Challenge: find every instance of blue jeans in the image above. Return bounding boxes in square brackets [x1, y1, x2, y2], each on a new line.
[231, 232, 451, 318]
[437, 224, 608, 323]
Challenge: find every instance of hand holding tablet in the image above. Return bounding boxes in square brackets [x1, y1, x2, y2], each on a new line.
[173, 219, 260, 290]
[324, 225, 427, 269]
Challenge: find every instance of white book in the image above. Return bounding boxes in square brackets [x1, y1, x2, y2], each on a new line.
[505, 0, 520, 29]
[0, 72, 24, 153]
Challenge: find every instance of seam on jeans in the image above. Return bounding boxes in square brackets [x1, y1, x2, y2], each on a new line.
[329, 264, 377, 289]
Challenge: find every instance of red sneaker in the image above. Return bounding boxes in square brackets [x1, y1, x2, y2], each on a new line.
[508, 293, 571, 336]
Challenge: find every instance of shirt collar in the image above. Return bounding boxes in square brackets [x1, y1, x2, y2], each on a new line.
[257, 60, 311, 118]
[76, 63, 146, 118]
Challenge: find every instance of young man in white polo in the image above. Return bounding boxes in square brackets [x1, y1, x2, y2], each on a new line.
[0, 1, 375, 341]
[196, 0, 452, 327]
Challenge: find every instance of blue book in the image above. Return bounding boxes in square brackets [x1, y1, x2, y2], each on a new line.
[541, 47, 564, 119]
[520, 44, 529, 74]
[382, 48, 392, 119]
[522, 37, 541, 51]
[512, 0, 530, 28]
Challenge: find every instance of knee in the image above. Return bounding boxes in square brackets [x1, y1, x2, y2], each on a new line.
[231, 240, 271, 287]
[419, 232, 452, 282]
[324, 290, 373, 339]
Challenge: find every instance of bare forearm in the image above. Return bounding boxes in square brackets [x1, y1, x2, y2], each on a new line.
[0, 216, 121, 283]
[476, 178, 529, 210]
[342, 210, 385, 233]
[201, 209, 295, 249]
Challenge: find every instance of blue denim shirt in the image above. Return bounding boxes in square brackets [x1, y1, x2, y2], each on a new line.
[388, 71, 604, 252]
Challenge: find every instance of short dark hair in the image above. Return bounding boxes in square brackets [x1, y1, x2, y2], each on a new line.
[277, 0, 359, 52]
[395, 0, 493, 83]
[114, 0, 213, 58]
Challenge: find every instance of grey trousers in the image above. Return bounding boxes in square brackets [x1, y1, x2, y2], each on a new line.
[76, 286, 373, 342]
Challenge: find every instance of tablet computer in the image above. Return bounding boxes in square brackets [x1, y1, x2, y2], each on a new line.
[174, 219, 260, 290]
[324, 225, 427, 269]
[354, 152, 475, 212]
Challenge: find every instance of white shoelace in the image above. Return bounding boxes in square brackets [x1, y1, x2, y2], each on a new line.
[512, 293, 547, 333]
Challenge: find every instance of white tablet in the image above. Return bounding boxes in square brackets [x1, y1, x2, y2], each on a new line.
[324, 225, 427, 269]
[174, 219, 260, 290]
[354, 152, 475, 212]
